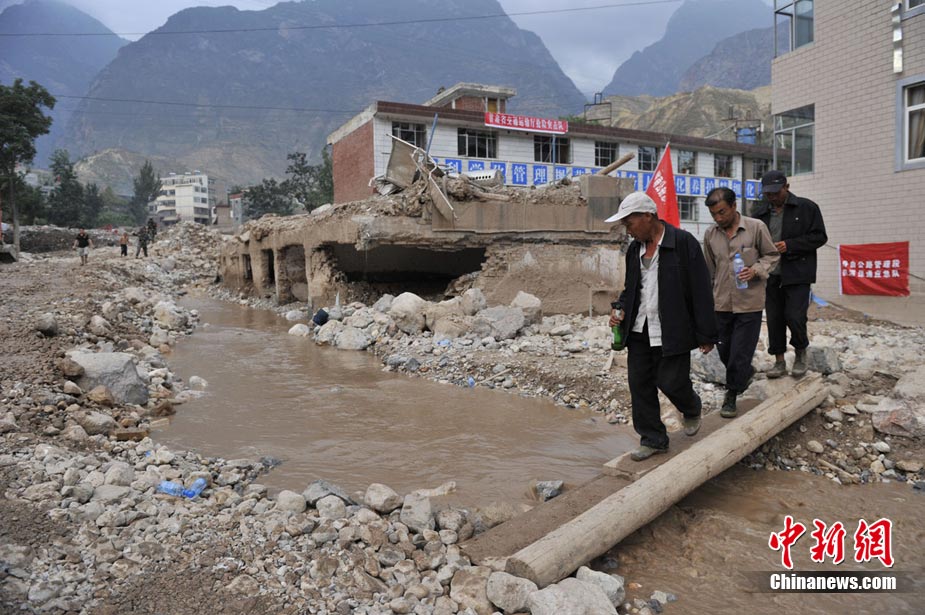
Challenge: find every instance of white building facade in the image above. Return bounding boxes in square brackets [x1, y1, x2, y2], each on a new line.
[151, 171, 215, 225]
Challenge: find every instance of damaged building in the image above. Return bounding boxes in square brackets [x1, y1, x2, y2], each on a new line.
[220, 83, 772, 314]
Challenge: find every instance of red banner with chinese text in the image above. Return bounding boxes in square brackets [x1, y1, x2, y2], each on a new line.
[838, 242, 909, 296]
[484, 112, 567, 134]
[645, 144, 680, 227]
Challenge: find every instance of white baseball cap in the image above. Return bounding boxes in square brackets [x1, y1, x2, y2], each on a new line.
[604, 191, 658, 223]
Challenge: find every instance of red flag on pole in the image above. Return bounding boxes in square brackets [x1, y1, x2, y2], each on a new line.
[645, 143, 680, 227]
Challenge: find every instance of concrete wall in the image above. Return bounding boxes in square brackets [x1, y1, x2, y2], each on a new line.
[332, 119, 376, 204]
[219, 208, 627, 316]
[772, 1, 925, 314]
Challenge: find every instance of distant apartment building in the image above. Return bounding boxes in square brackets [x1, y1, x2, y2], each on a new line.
[328, 83, 772, 241]
[771, 1, 925, 306]
[228, 192, 245, 226]
[151, 171, 215, 225]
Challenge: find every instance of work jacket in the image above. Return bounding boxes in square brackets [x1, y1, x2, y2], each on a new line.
[752, 192, 828, 286]
[618, 222, 718, 356]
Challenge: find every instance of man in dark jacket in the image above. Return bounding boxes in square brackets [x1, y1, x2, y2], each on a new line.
[607, 192, 718, 461]
[752, 170, 828, 378]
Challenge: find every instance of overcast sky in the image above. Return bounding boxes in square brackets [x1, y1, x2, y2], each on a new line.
[60, 0, 684, 95]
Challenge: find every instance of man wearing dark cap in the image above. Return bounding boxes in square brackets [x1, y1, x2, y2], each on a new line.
[607, 192, 717, 461]
[752, 171, 828, 378]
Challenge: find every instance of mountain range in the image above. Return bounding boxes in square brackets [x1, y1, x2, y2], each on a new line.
[602, 0, 770, 97]
[1, 0, 776, 192]
[0, 0, 126, 164]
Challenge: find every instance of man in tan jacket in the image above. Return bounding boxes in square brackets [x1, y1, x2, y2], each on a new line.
[703, 187, 779, 418]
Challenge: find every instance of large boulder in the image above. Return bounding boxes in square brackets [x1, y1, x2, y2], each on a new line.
[77, 411, 117, 436]
[460, 288, 487, 316]
[399, 493, 435, 533]
[449, 566, 493, 615]
[315, 320, 345, 345]
[893, 365, 925, 400]
[473, 306, 526, 341]
[575, 566, 625, 607]
[153, 301, 188, 330]
[364, 483, 402, 513]
[691, 347, 726, 385]
[424, 298, 465, 331]
[389, 292, 428, 334]
[336, 326, 371, 351]
[510, 291, 542, 325]
[67, 351, 148, 405]
[528, 577, 617, 615]
[486, 571, 537, 613]
[432, 316, 472, 341]
[88, 315, 112, 337]
[372, 294, 394, 313]
[871, 398, 925, 438]
[35, 313, 58, 337]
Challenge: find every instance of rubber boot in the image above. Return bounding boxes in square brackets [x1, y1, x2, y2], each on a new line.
[791, 348, 808, 378]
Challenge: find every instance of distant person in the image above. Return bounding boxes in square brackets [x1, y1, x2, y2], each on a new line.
[703, 187, 779, 418]
[607, 192, 717, 462]
[134, 226, 149, 258]
[753, 171, 828, 378]
[147, 218, 158, 242]
[119, 231, 129, 257]
[72, 229, 93, 266]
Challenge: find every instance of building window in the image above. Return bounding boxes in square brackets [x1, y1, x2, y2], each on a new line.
[774, 104, 814, 175]
[904, 82, 925, 163]
[678, 196, 698, 222]
[595, 141, 619, 167]
[677, 150, 696, 175]
[774, 1, 813, 57]
[457, 128, 497, 158]
[392, 122, 427, 148]
[752, 158, 771, 180]
[534, 136, 570, 164]
[486, 98, 500, 113]
[910, 0, 924, 8]
[714, 154, 733, 178]
[638, 146, 658, 171]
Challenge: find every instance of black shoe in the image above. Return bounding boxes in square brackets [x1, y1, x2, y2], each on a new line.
[720, 391, 737, 418]
[630, 445, 668, 462]
[791, 349, 808, 378]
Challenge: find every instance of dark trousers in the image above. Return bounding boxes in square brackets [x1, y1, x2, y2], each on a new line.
[715, 311, 762, 394]
[120, 244, 127, 256]
[626, 325, 701, 449]
[765, 276, 810, 355]
[136, 243, 148, 258]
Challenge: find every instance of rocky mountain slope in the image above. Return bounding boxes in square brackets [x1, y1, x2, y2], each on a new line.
[587, 85, 772, 144]
[0, 0, 126, 164]
[58, 0, 586, 186]
[678, 26, 774, 92]
[602, 0, 770, 97]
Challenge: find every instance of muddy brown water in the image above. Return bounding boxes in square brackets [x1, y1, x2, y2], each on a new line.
[158, 297, 636, 506]
[611, 465, 925, 613]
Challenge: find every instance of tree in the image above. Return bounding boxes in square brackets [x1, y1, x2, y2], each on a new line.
[82, 183, 104, 228]
[244, 178, 294, 219]
[0, 79, 55, 250]
[0, 174, 45, 225]
[283, 148, 333, 212]
[46, 149, 83, 227]
[131, 160, 161, 224]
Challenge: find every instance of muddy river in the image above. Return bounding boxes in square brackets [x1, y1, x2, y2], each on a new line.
[158, 297, 923, 612]
[158, 297, 635, 506]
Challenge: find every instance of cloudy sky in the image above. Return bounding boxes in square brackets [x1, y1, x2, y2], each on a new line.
[60, 0, 683, 95]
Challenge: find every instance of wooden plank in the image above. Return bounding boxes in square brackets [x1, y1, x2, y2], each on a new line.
[602, 398, 762, 480]
[504, 374, 827, 588]
[461, 474, 630, 567]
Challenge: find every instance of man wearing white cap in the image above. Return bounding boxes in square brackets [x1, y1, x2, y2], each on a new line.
[607, 192, 718, 461]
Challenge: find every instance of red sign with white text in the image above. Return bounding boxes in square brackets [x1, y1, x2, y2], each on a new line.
[838, 242, 909, 296]
[484, 112, 568, 134]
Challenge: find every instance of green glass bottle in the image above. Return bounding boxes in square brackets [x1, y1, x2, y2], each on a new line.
[611, 301, 624, 351]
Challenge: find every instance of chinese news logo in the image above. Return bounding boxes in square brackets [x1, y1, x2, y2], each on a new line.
[769, 516, 894, 570]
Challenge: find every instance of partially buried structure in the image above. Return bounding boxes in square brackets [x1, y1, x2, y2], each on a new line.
[220, 83, 773, 314]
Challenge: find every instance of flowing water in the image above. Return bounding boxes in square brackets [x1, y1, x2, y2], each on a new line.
[158, 296, 635, 505]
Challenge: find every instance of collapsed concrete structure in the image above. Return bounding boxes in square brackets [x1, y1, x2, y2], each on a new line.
[219, 164, 635, 315]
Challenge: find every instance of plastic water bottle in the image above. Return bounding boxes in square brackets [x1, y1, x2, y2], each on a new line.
[610, 302, 625, 351]
[182, 477, 208, 499]
[733, 253, 748, 290]
[157, 480, 185, 497]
